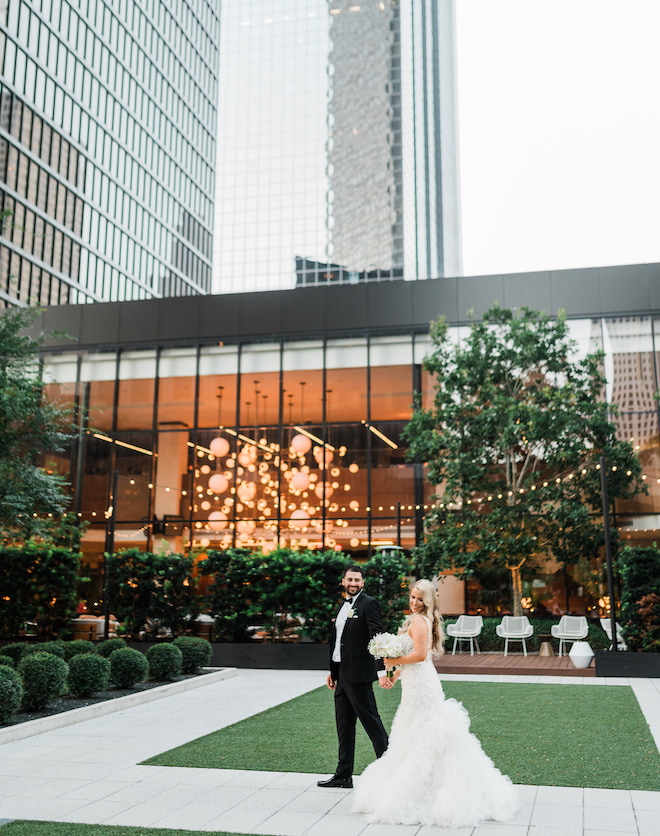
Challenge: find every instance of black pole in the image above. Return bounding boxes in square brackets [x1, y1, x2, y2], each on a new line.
[103, 468, 118, 641]
[396, 502, 401, 547]
[600, 455, 618, 652]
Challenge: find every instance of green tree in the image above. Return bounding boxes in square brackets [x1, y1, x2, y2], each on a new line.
[0, 307, 74, 540]
[404, 305, 644, 615]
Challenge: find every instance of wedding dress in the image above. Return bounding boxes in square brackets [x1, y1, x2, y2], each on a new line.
[352, 615, 518, 827]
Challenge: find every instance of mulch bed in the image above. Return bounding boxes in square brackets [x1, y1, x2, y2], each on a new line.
[7, 672, 210, 727]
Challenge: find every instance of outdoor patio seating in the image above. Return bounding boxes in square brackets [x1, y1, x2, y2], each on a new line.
[551, 615, 588, 656]
[599, 617, 627, 650]
[445, 615, 483, 655]
[71, 614, 119, 641]
[496, 615, 534, 656]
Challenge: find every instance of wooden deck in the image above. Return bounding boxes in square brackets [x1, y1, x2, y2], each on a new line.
[434, 651, 595, 677]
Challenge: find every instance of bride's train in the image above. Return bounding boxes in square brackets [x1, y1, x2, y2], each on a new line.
[352, 625, 518, 828]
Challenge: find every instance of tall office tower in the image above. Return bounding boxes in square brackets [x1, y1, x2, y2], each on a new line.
[214, 0, 461, 294]
[0, 0, 219, 307]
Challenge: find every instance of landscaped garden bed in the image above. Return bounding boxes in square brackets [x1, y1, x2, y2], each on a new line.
[9, 670, 214, 726]
[0, 636, 214, 727]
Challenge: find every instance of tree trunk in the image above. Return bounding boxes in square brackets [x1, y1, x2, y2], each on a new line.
[511, 564, 523, 616]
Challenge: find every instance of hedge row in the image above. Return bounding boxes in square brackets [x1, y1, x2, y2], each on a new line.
[0, 545, 410, 641]
[0, 636, 212, 724]
[4, 542, 657, 651]
[618, 546, 660, 652]
[108, 547, 411, 642]
[0, 544, 80, 638]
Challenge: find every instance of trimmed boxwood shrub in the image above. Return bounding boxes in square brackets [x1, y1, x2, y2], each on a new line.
[172, 636, 212, 674]
[1, 644, 27, 665]
[0, 665, 24, 724]
[18, 651, 69, 710]
[97, 637, 127, 658]
[21, 642, 66, 659]
[63, 640, 97, 661]
[0, 654, 14, 668]
[67, 653, 111, 697]
[147, 643, 183, 681]
[109, 647, 148, 688]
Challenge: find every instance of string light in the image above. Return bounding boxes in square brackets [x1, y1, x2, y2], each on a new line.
[58, 452, 655, 535]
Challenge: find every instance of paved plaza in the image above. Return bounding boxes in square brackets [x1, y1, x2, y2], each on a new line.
[0, 667, 659, 836]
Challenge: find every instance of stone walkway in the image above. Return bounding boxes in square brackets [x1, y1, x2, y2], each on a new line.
[0, 669, 659, 835]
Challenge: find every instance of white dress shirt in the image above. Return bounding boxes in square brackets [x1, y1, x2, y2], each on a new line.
[332, 591, 361, 662]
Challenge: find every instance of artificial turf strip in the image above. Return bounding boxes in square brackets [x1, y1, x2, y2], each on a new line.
[445, 681, 660, 791]
[143, 682, 660, 791]
[0, 825, 260, 836]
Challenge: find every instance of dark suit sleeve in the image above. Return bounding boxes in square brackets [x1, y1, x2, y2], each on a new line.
[364, 596, 385, 669]
[364, 595, 384, 639]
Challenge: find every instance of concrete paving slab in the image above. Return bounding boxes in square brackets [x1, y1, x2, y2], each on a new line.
[0, 668, 658, 835]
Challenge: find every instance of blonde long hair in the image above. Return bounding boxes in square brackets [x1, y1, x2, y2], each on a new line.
[399, 579, 445, 655]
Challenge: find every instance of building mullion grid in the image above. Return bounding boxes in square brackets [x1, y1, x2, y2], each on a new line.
[146, 346, 161, 552]
[276, 339, 284, 549]
[321, 339, 328, 551]
[1, 9, 214, 295]
[366, 335, 372, 560]
[231, 343, 242, 549]
[187, 343, 201, 552]
[412, 334, 425, 550]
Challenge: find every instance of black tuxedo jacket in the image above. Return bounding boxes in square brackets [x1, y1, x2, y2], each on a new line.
[329, 592, 384, 684]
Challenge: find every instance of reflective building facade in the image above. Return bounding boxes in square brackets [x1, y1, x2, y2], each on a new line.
[0, 0, 219, 307]
[36, 263, 660, 614]
[214, 0, 461, 294]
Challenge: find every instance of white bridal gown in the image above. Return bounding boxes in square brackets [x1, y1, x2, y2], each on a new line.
[352, 615, 518, 828]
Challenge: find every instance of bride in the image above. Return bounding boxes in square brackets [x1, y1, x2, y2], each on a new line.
[352, 579, 518, 828]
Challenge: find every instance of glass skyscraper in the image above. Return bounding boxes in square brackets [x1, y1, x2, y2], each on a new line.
[0, 0, 219, 307]
[214, 0, 461, 294]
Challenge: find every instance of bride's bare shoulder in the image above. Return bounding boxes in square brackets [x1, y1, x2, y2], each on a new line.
[408, 614, 428, 635]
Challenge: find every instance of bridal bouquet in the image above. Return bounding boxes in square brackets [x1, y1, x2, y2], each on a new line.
[368, 632, 405, 678]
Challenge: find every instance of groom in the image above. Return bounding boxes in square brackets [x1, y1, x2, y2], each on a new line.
[317, 564, 391, 789]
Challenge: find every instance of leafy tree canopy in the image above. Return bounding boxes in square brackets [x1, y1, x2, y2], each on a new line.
[403, 305, 644, 615]
[0, 307, 75, 540]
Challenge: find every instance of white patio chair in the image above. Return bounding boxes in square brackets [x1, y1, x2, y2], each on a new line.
[551, 615, 589, 656]
[445, 615, 483, 655]
[599, 617, 627, 651]
[496, 615, 534, 656]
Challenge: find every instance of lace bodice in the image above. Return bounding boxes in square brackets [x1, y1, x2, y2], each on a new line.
[397, 613, 436, 704]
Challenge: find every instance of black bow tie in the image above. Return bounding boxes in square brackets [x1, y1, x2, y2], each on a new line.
[347, 596, 355, 605]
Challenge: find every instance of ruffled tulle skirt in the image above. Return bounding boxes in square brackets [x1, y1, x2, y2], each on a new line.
[352, 663, 518, 828]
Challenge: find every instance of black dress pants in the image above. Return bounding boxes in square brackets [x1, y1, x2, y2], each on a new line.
[334, 673, 388, 779]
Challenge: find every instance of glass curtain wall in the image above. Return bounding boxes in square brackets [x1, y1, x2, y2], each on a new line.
[43, 332, 428, 568]
[41, 315, 660, 614]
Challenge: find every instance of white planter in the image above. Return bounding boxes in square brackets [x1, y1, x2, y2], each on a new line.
[569, 640, 594, 669]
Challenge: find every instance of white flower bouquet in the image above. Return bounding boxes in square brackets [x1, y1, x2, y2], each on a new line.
[368, 632, 405, 677]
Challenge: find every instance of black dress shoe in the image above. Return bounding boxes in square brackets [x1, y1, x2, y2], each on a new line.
[317, 776, 353, 788]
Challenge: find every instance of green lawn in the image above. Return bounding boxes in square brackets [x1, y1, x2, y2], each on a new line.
[143, 681, 660, 791]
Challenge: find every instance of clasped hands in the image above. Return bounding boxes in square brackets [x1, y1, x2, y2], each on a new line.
[379, 657, 400, 689]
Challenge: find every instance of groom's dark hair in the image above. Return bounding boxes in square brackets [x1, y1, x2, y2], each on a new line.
[345, 564, 364, 577]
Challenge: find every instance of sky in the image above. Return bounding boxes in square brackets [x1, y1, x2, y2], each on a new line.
[456, 0, 660, 277]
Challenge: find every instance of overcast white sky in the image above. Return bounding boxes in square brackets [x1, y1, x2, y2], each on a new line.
[456, 0, 660, 277]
